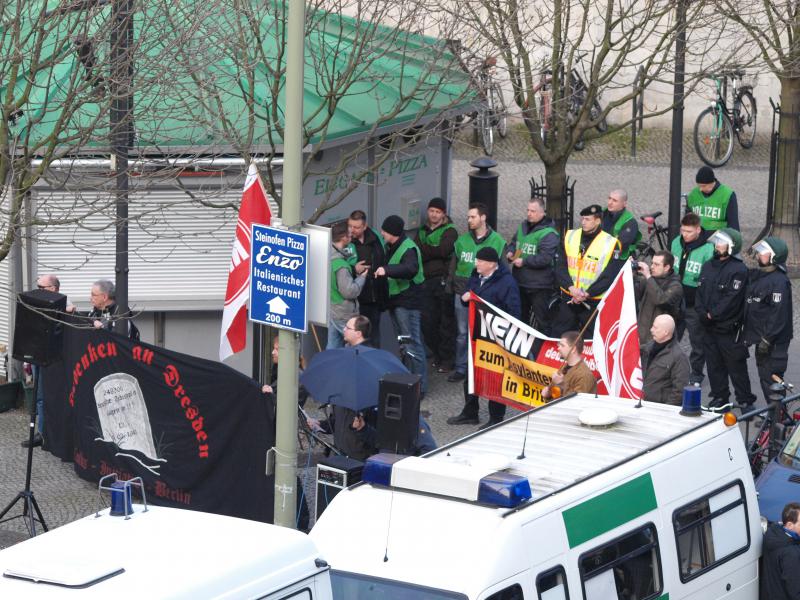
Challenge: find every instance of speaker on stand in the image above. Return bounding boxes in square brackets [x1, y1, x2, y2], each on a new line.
[376, 372, 421, 456]
[0, 289, 68, 536]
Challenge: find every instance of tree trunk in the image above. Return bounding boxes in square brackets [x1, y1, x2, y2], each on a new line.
[773, 76, 800, 275]
[544, 157, 570, 232]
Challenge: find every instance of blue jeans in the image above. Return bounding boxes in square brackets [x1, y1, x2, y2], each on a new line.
[389, 307, 427, 393]
[326, 319, 346, 349]
[454, 296, 469, 374]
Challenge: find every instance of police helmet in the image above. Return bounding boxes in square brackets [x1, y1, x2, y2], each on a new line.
[708, 228, 742, 255]
[752, 236, 789, 265]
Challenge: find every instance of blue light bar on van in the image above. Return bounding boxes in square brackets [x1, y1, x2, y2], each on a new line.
[362, 453, 408, 487]
[478, 471, 532, 508]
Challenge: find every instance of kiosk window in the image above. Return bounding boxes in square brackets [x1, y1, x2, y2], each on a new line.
[673, 480, 749, 582]
[536, 566, 569, 600]
[579, 524, 662, 600]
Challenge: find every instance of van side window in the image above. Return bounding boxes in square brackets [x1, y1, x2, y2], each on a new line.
[279, 592, 310, 600]
[536, 566, 569, 599]
[673, 480, 750, 582]
[486, 583, 524, 600]
[579, 524, 662, 600]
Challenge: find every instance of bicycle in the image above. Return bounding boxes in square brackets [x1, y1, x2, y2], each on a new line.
[446, 40, 508, 156]
[693, 69, 757, 168]
[746, 377, 799, 477]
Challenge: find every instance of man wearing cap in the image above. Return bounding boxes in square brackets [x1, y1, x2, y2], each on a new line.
[505, 197, 559, 331]
[688, 166, 740, 232]
[641, 314, 690, 406]
[447, 202, 506, 383]
[414, 198, 458, 373]
[374, 215, 427, 393]
[671, 212, 714, 384]
[695, 227, 756, 408]
[553, 204, 624, 337]
[447, 246, 520, 428]
[602, 189, 641, 260]
[744, 237, 793, 401]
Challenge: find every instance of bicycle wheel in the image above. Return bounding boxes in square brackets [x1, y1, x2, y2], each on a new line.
[591, 99, 608, 133]
[694, 106, 734, 167]
[490, 84, 508, 138]
[477, 109, 494, 155]
[735, 89, 757, 149]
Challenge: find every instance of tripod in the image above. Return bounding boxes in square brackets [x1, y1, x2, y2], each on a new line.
[0, 370, 48, 536]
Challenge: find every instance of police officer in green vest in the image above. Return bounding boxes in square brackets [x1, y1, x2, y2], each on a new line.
[687, 166, 740, 232]
[670, 212, 714, 383]
[446, 202, 506, 384]
[414, 198, 458, 373]
[505, 197, 559, 332]
[374, 215, 428, 393]
[601, 188, 641, 260]
[328, 222, 369, 349]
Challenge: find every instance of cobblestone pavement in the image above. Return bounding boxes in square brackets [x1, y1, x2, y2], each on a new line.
[0, 127, 793, 547]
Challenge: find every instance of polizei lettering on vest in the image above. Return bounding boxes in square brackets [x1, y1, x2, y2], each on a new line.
[478, 309, 536, 357]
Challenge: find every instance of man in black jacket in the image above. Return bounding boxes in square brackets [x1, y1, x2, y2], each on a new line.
[634, 251, 684, 346]
[505, 197, 559, 332]
[347, 210, 388, 347]
[745, 236, 793, 402]
[414, 198, 458, 372]
[761, 502, 800, 600]
[695, 228, 756, 408]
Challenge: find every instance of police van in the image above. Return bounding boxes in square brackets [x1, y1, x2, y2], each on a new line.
[311, 394, 762, 599]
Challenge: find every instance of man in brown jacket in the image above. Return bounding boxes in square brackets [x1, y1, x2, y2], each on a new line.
[635, 251, 684, 345]
[542, 330, 597, 400]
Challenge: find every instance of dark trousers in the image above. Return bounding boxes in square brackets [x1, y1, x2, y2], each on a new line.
[681, 307, 705, 383]
[462, 379, 506, 421]
[421, 277, 455, 367]
[359, 302, 383, 348]
[550, 299, 597, 339]
[520, 287, 554, 334]
[703, 329, 756, 404]
[756, 341, 790, 402]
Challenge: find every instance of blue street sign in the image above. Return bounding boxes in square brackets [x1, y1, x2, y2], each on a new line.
[249, 225, 309, 332]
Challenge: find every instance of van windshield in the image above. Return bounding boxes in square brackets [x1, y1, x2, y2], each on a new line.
[330, 570, 467, 599]
[781, 426, 800, 464]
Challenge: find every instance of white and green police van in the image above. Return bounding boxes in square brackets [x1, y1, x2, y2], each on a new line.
[311, 393, 762, 599]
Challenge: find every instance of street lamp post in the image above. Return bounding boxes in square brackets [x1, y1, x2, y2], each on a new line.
[667, 0, 687, 242]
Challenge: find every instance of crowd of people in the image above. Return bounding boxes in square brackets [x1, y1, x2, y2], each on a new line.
[325, 165, 793, 430]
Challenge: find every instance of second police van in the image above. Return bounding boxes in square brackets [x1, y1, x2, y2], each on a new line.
[311, 393, 762, 599]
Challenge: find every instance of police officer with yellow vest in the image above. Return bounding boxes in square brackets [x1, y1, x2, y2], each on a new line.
[414, 198, 458, 373]
[374, 215, 428, 393]
[505, 197, 559, 332]
[688, 166, 740, 232]
[554, 204, 624, 337]
[602, 189, 641, 260]
[670, 212, 714, 383]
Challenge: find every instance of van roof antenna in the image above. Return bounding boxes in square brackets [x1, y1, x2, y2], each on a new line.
[517, 409, 533, 460]
[383, 487, 395, 562]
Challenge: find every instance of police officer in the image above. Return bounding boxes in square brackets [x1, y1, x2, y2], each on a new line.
[695, 228, 756, 407]
[744, 237, 793, 402]
[505, 197, 559, 331]
[602, 189, 641, 260]
[670, 212, 714, 383]
[687, 166, 740, 232]
[554, 204, 624, 337]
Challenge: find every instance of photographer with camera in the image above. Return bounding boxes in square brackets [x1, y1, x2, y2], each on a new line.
[633, 251, 683, 346]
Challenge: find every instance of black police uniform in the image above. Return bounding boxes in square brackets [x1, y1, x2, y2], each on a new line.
[695, 254, 756, 406]
[744, 266, 793, 401]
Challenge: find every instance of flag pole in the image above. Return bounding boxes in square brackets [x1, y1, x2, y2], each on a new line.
[273, 0, 305, 528]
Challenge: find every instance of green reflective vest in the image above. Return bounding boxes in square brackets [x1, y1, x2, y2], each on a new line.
[610, 209, 642, 260]
[516, 224, 559, 259]
[687, 184, 733, 231]
[418, 223, 456, 246]
[387, 238, 424, 297]
[330, 257, 352, 304]
[670, 235, 715, 288]
[454, 230, 506, 278]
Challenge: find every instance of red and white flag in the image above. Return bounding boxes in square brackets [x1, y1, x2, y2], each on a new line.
[219, 163, 273, 361]
[592, 260, 643, 399]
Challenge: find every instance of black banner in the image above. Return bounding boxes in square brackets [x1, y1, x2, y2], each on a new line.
[42, 326, 274, 522]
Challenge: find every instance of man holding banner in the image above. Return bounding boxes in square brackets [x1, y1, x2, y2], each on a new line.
[541, 331, 596, 400]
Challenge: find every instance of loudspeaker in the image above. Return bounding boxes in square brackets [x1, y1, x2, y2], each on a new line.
[376, 372, 421, 455]
[315, 455, 364, 518]
[13, 290, 67, 366]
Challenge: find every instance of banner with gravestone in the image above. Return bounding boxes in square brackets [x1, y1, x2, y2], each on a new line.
[42, 326, 274, 522]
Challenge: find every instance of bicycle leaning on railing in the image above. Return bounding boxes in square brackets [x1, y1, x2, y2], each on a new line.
[693, 68, 757, 168]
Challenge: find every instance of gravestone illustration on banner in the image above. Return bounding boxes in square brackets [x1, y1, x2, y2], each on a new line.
[93, 372, 167, 474]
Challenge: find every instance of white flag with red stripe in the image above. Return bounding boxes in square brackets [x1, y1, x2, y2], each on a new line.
[591, 260, 643, 399]
[219, 163, 273, 361]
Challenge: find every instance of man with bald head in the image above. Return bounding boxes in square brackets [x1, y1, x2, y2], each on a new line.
[602, 188, 641, 260]
[641, 314, 690, 405]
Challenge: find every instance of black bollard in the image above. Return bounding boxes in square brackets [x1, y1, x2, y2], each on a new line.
[468, 157, 499, 230]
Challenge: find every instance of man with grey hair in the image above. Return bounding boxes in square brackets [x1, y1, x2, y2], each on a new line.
[89, 279, 139, 340]
[602, 188, 641, 260]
